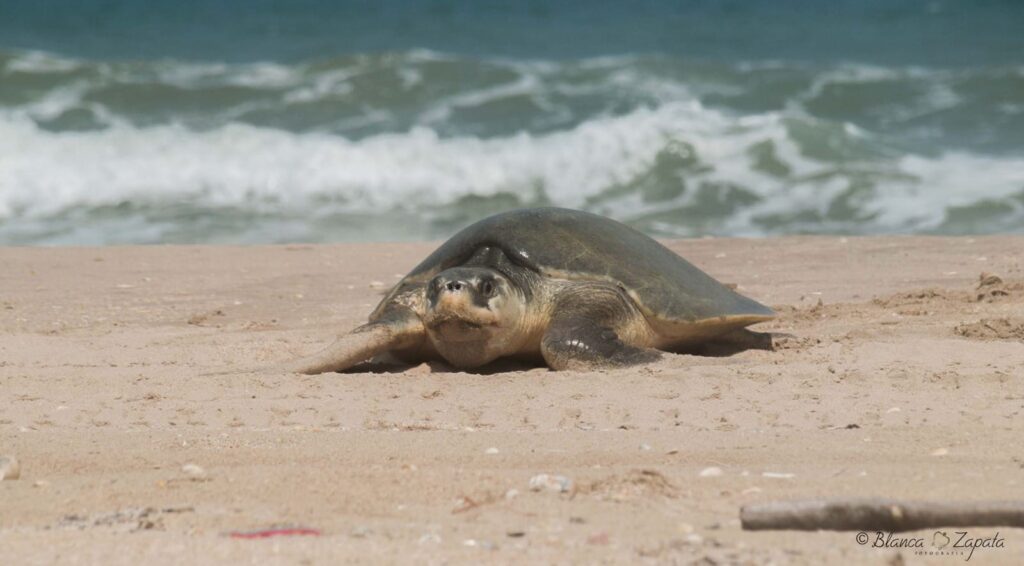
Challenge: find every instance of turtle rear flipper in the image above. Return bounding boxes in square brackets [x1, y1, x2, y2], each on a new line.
[540, 284, 661, 371]
[283, 308, 425, 375]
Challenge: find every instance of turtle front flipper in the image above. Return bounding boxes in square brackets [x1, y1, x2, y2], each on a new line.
[540, 284, 661, 371]
[282, 307, 425, 375]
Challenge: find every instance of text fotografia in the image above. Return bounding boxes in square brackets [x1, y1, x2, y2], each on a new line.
[855, 530, 1005, 561]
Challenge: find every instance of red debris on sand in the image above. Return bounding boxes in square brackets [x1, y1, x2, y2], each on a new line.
[228, 527, 321, 539]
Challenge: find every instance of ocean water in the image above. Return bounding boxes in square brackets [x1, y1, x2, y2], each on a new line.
[1, 1, 1023, 245]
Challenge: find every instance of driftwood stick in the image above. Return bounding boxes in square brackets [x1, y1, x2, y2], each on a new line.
[741, 499, 1024, 532]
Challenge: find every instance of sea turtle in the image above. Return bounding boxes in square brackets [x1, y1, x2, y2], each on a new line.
[285, 207, 776, 373]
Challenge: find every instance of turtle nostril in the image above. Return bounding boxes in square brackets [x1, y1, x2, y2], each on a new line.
[445, 281, 464, 292]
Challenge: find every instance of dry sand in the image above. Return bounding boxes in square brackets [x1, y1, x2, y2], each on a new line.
[1, 236, 1023, 564]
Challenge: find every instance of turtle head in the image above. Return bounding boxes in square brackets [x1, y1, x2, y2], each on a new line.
[423, 267, 527, 368]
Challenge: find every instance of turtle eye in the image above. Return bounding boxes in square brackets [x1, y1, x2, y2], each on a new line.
[479, 280, 495, 297]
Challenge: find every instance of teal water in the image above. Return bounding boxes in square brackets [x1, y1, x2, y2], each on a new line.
[1, 1, 1022, 244]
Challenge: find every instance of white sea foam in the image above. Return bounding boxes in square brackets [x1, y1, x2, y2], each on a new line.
[282, 67, 359, 104]
[2, 49, 1023, 243]
[0, 101, 707, 213]
[418, 73, 546, 125]
[4, 50, 81, 74]
[1, 97, 1022, 240]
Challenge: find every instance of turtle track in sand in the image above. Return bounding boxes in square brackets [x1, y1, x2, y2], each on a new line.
[767, 272, 1024, 347]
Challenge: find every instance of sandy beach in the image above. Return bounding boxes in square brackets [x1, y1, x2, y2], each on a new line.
[1, 236, 1023, 564]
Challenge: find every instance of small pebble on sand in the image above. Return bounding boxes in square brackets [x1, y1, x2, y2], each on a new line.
[0, 455, 20, 480]
[181, 463, 207, 480]
[762, 472, 795, 479]
[529, 474, 573, 493]
[418, 533, 441, 545]
[699, 466, 723, 478]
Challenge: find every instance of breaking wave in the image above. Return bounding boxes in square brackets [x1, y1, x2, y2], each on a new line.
[1, 49, 1023, 244]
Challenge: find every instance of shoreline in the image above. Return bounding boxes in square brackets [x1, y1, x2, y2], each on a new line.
[2, 236, 1023, 564]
